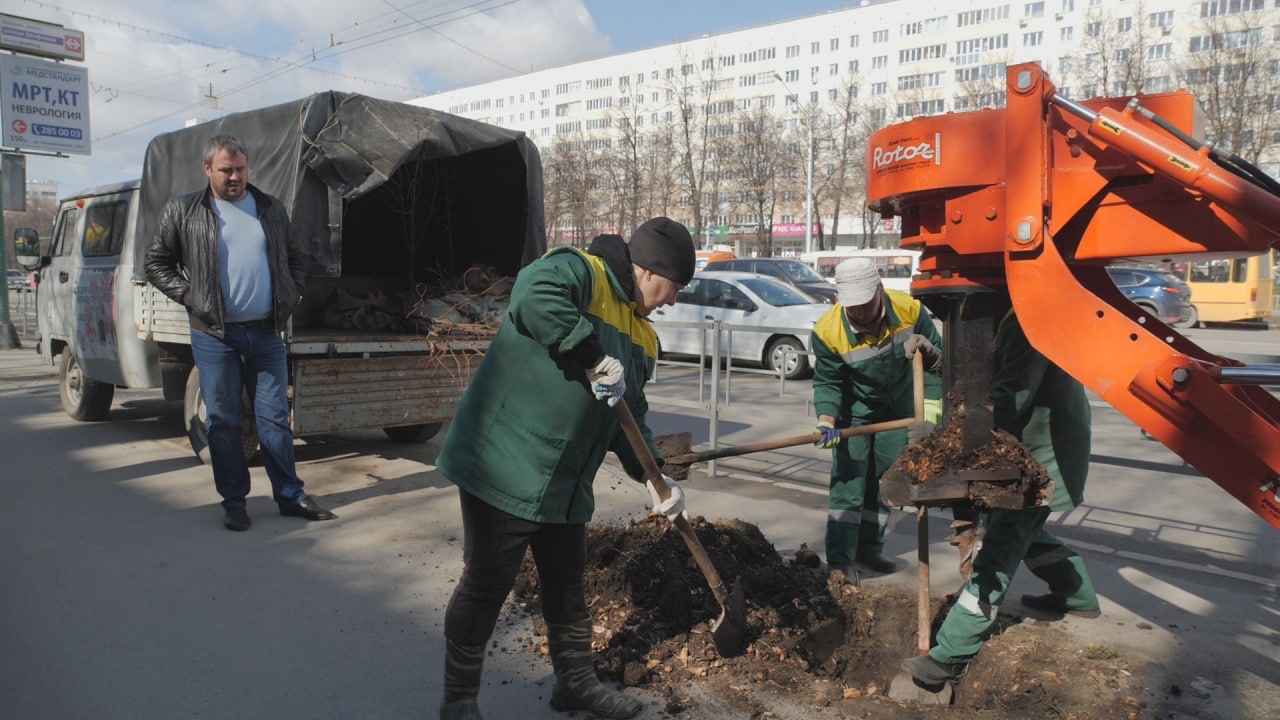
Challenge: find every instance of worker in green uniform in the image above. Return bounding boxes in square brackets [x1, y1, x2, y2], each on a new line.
[810, 257, 943, 583]
[900, 306, 1100, 687]
[435, 218, 695, 720]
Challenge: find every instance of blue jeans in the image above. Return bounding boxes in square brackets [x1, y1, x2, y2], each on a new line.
[190, 326, 305, 509]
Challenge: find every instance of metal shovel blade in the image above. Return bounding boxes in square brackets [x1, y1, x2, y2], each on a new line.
[708, 577, 747, 657]
[610, 400, 748, 657]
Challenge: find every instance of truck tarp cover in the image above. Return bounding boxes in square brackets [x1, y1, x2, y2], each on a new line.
[134, 91, 546, 281]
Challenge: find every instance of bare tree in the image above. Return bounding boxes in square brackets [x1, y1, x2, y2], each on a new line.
[1069, 2, 1157, 98]
[606, 85, 646, 234]
[667, 46, 722, 246]
[1174, 8, 1280, 165]
[542, 135, 604, 248]
[638, 119, 679, 223]
[723, 106, 784, 257]
[855, 97, 897, 248]
[952, 54, 1009, 111]
[817, 70, 874, 250]
[1114, 1, 1159, 95]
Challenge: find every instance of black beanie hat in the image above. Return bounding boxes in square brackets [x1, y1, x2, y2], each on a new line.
[628, 217, 696, 285]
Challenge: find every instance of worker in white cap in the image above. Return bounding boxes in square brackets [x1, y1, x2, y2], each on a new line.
[808, 257, 943, 583]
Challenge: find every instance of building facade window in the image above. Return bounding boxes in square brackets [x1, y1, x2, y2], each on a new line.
[1200, 0, 1265, 18]
[958, 5, 1010, 26]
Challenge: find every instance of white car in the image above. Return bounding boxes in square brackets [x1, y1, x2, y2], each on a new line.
[651, 270, 831, 379]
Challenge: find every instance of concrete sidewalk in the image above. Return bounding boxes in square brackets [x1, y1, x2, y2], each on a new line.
[0, 346, 1276, 719]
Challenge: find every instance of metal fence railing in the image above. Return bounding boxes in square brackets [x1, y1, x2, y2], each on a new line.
[647, 319, 814, 475]
[4, 288, 38, 339]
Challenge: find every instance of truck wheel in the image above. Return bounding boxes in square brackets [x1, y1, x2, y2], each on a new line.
[383, 423, 443, 443]
[59, 351, 114, 421]
[184, 366, 259, 465]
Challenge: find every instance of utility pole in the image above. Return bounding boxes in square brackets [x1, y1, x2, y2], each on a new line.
[0, 159, 18, 348]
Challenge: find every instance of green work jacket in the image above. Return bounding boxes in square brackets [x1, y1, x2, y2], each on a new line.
[810, 288, 943, 426]
[993, 312, 1092, 512]
[437, 247, 659, 524]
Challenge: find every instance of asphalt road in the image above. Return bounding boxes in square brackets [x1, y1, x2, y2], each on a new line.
[0, 321, 1277, 719]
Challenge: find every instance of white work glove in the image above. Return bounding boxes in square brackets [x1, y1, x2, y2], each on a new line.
[903, 334, 940, 368]
[588, 355, 626, 407]
[645, 474, 686, 521]
[907, 420, 936, 444]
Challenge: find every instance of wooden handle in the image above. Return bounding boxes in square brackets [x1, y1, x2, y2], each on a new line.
[664, 352, 929, 467]
[912, 351, 925, 422]
[610, 398, 731, 608]
[665, 416, 916, 466]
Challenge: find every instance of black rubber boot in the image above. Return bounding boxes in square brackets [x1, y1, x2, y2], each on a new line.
[547, 619, 641, 719]
[439, 638, 486, 720]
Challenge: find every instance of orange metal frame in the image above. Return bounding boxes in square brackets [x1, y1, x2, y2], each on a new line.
[867, 63, 1280, 530]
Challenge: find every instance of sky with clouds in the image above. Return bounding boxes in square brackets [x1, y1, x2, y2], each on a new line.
[3, 0, 857, 198]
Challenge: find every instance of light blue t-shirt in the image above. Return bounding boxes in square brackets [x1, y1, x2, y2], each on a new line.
[212, 193, 273, 323]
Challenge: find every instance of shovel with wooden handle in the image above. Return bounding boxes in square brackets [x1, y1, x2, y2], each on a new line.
[661, 416, 918, 469]
[609, 397, 747, 658]
[889, 352, 955, 705]
[658, 353, 927, 471]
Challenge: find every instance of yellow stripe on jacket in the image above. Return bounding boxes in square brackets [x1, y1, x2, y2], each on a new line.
[561, 247, 658, 360]
[812, 288, 925, 364]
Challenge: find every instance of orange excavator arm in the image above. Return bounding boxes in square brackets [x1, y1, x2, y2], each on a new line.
[867, 63, 1280, 530]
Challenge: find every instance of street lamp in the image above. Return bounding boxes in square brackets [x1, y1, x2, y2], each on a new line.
[774, 73, 814, 256]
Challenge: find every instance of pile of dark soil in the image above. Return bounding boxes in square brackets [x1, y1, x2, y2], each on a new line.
[513, 515, 1151, 719]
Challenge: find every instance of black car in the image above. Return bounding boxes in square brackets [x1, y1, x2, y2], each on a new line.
[702, 257, 838, 303]
[1106, 266, 1193, 326]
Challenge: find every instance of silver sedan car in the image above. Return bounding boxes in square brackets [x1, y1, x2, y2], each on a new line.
[650, 270, 831, 379]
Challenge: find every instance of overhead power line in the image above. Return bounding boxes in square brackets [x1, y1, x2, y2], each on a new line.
[17, 0, 534, 143]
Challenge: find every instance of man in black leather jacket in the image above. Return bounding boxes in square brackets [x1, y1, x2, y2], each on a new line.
[145, 134, 336, 531]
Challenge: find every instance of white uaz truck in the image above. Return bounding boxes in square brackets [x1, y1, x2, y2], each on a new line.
[14, 92, 545, 460]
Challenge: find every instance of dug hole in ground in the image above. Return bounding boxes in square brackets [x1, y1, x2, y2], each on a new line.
[479, 457, 1269, 720]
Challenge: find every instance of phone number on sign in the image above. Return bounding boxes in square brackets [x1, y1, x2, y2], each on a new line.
[32, 123, 83, 140]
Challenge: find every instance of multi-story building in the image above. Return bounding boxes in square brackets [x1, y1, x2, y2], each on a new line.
[413, 0, 1280, 256]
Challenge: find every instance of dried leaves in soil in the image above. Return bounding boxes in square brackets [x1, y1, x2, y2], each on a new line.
[512, 515, 1149, 718]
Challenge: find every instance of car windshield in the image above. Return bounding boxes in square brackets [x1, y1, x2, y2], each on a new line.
[739, 277, 816, 307]
[776, 260, 827, 284]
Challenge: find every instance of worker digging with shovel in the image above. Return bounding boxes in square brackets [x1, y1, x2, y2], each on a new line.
[894, 302, 1100, 701]
[810, 257, 944, 584]
[433, 218, 702, 720]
